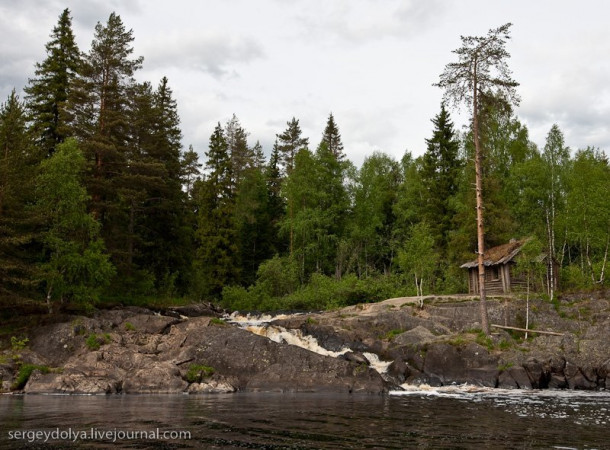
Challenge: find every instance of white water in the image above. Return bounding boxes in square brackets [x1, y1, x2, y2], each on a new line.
[246, 324, 351, 358]
[227, 312, 393, 374]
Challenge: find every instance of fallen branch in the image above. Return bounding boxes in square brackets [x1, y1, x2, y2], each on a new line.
[491, 324, 564, 336]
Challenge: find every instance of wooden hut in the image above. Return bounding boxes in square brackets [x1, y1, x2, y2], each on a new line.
[460, 239, 559, 295]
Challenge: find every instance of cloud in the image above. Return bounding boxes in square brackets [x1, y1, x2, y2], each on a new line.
[140, 31, 264, 79]
[291, 0, 445, 45]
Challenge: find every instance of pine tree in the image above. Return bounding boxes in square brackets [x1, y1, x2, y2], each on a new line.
[63, 12, 144, 290]
[24, 8, 81, 156]
[225, 114, 253, 191]
[277, 117, 309, 176]
[435, 23, 519, 334]
[277, 117, 309, 255]
[181, 145, 202, 199]
[64, 12, 143, 222]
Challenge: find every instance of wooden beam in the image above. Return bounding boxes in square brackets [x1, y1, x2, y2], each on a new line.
[491, 324, 564, 336]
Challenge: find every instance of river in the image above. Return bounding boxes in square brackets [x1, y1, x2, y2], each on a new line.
[1, 388, 608, 449]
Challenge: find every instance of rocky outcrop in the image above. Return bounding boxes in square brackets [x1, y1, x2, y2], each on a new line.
[18, 311, 387, 395]
[3, 293, 609, 394]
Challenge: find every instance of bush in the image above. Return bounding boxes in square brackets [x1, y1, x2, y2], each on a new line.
[12, 364, 50, 390]
[185, 364, 215, 383]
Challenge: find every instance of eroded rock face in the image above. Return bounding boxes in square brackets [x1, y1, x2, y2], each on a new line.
[21, 312, 387, 395]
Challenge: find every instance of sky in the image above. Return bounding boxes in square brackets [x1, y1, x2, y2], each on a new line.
[1, 0, 609, 166]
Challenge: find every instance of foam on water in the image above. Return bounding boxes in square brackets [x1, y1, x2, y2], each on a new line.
[245, 324, 351, 358]
[391, 383, 610, 426]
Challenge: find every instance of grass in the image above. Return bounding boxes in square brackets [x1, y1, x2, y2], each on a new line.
[185, 364, 215, 383]
[124, 322, 136, 331]
[498, 362, 514, 372]
[85, 333, 111, 351]
[384, 329, 405, 340]
[11, 364, 51, 390]
[475, 331, 494, 351]
[447, 335, 467, 347]
[209, 317, 226, 326]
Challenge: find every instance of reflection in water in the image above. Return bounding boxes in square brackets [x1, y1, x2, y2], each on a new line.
[1, 391, 609, 449]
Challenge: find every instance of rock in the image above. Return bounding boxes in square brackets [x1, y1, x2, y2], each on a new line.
[342, 352, 369, 365]
[393, 326, 437, 347]
[567, 370, 598, 390]
[507, 366, 532, 389]
[423, 343, 499, 387]
[523, 358, 549, 389]
[123, 363, 188, 394]
[498, 370, 518, 389]
[548, 373, 568, 389]
[187, 377, 237, 393]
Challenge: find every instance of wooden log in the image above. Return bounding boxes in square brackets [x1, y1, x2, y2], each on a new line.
[491, 324, 564, 336]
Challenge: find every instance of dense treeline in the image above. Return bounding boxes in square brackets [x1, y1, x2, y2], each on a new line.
[1, 10, 608, 313]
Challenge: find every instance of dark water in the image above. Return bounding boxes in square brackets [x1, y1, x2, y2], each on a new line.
[0, 389, 609, 449]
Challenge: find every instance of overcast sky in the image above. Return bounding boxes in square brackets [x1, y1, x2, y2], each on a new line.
[1, 0, 609, 166]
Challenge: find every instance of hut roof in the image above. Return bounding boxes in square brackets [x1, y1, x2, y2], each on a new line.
[460, 239, 528, 269]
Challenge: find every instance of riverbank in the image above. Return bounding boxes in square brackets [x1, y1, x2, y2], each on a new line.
[1, 292, 608, 394]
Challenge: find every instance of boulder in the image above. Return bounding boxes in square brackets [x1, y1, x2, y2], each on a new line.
[422, 342, 499, 387]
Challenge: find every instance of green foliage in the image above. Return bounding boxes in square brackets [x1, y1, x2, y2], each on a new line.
[24, 8, 81, 156]
[209, 318, 226, 326]
[85, 333, 110, 351]
[11, 336, 29, 352]
[12, 364, 51, 390]
[475, 331, 494, 350]
[124, 322, 135, 331]
[36, 138, 115, 309]
[185, 364, 215, 383]
[384, 329, 404, 340]
[498, 362, 514, 372]
[398, 222, 438, 296]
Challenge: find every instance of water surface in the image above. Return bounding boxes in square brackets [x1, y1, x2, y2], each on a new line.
[1, 389, 608, 449]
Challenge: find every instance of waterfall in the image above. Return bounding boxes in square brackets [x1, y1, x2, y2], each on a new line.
[226, 312, 392, 374]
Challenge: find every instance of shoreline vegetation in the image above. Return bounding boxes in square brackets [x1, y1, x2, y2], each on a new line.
[1, 11, 609, 395]
[1, 9, 608, 323]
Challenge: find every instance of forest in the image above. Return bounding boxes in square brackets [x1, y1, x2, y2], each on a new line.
[1, 10, 608, 315]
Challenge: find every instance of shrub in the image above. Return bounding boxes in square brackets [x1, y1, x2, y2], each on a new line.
[12, 364, 50, 390]
[85, 333, 110, 351]
[185, 364, 215, 383]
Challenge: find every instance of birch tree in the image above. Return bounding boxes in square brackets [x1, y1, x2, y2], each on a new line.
[435, 23, 519, 334]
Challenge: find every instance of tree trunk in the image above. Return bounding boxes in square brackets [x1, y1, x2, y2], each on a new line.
[472, 72, 490, 335]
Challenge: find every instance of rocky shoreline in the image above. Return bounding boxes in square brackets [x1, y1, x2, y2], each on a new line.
[1, 293, 609, 395]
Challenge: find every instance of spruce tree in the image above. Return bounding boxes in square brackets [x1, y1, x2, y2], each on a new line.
[421, 104, 462, 258]
[194, 123, 239, 296]
[320, 113, 345, 160]
[0, 91, 40, 304]
[25, 8, 81, 156]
